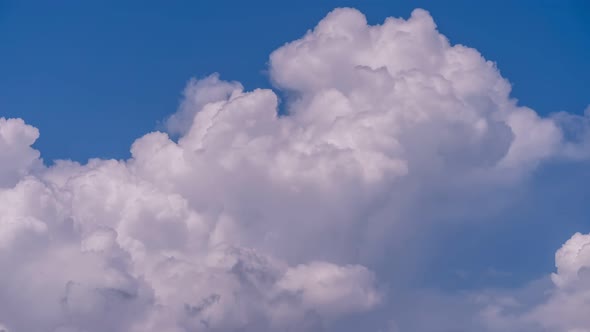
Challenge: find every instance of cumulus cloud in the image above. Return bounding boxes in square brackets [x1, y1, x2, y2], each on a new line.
[0, 118, 42, 187]
[397, 231, 590, 332]
[525, 232, 590, 331]
[0, 7, 588, 332]
[469, 232, 590, 332]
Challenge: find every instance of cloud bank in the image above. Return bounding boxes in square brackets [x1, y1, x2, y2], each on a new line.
[0, 7, 588, 332]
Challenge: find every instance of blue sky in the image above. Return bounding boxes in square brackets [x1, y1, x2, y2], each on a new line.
[1, 0, 588, 162]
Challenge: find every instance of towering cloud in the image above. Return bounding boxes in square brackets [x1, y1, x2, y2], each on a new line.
[0, 7, 587, 332]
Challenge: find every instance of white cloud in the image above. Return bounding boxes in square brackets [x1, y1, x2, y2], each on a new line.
[420, 232, 590, 332]
[0, 118, 42, 188]
[0, 7, 588, 332]
[276, 262, 381, 317]
[166, 73, 244, 136]
[517, 232, 590, 332]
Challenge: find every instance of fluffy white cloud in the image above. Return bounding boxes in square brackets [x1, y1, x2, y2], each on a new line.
[523, 235, 590, 331]
[0, 7, 587, 332]
[424, 232, 590, 332]
[508, 232, 590, 332]
[0, 118, 42, 188]
[165, 74, 244, 136]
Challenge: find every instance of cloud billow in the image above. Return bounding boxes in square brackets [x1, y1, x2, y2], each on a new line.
[0, 7, 588, 332]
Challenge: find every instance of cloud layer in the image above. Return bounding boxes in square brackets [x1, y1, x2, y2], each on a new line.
[0, 7, 588, 332]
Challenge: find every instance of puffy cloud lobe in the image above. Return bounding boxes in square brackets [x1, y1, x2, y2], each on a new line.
[166, 74, 244, 136]
[552, 232, 590, 289]
[276, 262, 380, 317]
[0, 118, 42, 187]
[270, 8, 561, 177]
[522, 233, 590, 332]
[0, 7, 587, 332]
[0, 161, 380, 332]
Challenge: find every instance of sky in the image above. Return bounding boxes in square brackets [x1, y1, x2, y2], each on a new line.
[1, 0, 589, 162]
[1, 1, 590, 332]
